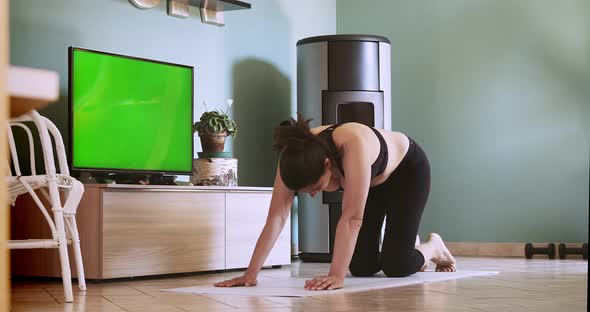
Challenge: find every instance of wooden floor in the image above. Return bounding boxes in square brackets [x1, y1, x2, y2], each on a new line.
[10, 257, 588, 311]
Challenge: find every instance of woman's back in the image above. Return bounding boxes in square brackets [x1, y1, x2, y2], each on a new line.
[310, 122, 410, 187]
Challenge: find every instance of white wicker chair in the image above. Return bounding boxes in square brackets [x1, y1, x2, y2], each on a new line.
[6, 110, 86, 303]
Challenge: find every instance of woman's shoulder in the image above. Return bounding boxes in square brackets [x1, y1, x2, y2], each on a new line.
[310, 122, 366, 133]
[313, 123, 375, 147]
[312, 122, 385, 138]
[310, 124, 335, 135]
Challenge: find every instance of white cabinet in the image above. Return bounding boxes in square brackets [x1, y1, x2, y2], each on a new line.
[11, 184, 291, 279]
[102, 190, 226, 278]
[225, 192, 291, 269]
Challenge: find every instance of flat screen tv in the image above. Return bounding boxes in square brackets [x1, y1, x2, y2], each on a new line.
[68, 47, 193, 178]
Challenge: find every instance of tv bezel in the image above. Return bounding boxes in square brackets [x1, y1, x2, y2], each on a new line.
[68, 46, 194, 176]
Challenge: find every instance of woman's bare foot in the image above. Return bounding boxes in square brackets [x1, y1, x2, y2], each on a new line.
[427, 233, 456, 272]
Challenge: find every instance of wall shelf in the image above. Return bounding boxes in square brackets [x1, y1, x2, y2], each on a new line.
[131, 0, 251, 26]
[188, 0, 250, 11]
[8, 66, 59, 118]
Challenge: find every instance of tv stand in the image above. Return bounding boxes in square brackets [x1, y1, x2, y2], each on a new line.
[111, 173, 150, 184]
[145, 174, 177, 185]
[76, 172, 178, 185]
[76, 172, 115, 184]
[111, 173, 177, 185]
[10, 184, 290, 279]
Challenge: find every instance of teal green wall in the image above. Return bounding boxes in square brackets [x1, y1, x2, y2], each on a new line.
[337, 0, 589, 242]
[10, 0, 335, 253]
[9, 0, 336, 187]
[10, 0, 589, 245]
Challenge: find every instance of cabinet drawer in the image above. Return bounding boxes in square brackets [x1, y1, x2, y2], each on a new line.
[103, 190, 226, 278]
[225, 192, 291, 269]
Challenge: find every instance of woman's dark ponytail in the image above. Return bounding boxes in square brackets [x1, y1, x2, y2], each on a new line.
[273, 113, 332, 191]
[273, 113, 313, 152]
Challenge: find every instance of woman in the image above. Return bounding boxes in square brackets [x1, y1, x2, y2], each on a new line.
[215, 114, 456, 291]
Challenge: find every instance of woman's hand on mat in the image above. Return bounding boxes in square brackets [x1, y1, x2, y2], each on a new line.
[214, 274, 257, 287]
[304, 275, 344, 291]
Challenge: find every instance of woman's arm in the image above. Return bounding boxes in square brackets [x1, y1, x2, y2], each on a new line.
[244, 167, 294, 276]
[215, 165, 294, 287]
[305, 128, 372, 291]
[328, 136, 371, 278]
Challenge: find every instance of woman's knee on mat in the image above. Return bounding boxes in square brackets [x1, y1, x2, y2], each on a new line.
[381, 265, 416, 278]
[349, 263, 379, 277]
[380, 257, 421, 277]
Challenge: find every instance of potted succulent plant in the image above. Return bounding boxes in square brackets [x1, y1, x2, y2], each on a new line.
[193, 99, 237, 153]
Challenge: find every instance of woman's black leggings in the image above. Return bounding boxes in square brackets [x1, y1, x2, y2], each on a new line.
[349, 136, 430, 278]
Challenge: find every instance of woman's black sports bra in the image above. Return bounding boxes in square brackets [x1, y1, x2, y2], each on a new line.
[318, 123, 389, 178]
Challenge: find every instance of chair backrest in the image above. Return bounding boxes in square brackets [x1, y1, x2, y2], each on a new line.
[7, 110, 69, 178]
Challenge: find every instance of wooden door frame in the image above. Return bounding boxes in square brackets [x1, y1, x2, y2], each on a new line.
[1, 0, 10, 310]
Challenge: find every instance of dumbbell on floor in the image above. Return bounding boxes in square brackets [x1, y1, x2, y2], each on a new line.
[524, 243, 556, 259]
[558, 243, 588, 260]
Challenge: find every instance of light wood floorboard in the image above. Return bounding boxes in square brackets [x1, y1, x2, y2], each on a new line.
[11, 257, 588, 311]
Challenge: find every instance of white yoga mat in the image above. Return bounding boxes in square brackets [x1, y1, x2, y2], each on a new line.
[162, 270, 498, 297]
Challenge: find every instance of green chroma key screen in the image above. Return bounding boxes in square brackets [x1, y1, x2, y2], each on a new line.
[70, 48, 193, 173]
